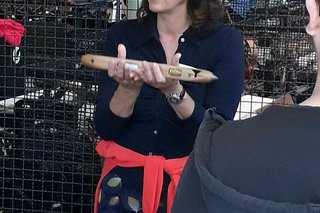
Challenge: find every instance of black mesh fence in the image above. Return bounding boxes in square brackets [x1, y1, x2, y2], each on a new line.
[0, 0, 316, 212]
[1, 0, 103, 212]
[227, 0, 315, 119]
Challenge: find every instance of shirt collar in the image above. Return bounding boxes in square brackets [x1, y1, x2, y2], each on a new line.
[183, 27, 201, 46]
[132, 14, 158, 49]
[132, 14, 202, 49]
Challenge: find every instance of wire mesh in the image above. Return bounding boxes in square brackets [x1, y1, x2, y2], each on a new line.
[0, 0, 316, 212]
[1, 0, 103, 212]
[227, 0, 315, 119]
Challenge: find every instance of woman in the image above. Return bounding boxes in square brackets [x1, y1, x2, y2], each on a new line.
[94, 0, 245, 212]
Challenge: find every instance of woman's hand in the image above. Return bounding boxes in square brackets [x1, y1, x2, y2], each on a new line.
[136, 53, 183, 95]
[108, 44, 183, 94]
[108, 44, 143, 91]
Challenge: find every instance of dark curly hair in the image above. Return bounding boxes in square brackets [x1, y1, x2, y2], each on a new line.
[137, 0, 225, 33]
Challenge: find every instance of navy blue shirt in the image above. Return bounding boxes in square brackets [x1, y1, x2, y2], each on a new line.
[94, 14, 244, 194]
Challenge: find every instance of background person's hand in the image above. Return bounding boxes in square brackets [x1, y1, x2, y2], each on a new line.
[108, 44, 143, 90]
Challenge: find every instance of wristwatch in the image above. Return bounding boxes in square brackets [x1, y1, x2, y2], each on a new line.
[166, 87, 186, 104]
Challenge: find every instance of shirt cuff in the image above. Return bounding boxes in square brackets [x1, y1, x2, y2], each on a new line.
[179, 103, 205, 139]
[94, 100, 131, 140]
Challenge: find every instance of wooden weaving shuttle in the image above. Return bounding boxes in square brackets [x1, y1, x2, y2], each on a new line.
[81, 54, 217, 83]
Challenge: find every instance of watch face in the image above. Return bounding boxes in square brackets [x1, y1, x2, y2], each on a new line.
[167, 94, 181, 104]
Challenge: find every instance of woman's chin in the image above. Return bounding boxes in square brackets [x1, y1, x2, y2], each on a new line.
[148, 5, 163, 13]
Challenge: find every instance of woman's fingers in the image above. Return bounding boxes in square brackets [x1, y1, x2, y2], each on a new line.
[140, 53, 182, 84]
[117, 44, 126, 59]
[105, 44, 143, 89]
[109, 50, 183, 88]
[153, 62, 166, 83]
[108, 58, 117, 77]
[141, 61, 156, 83]
[114, 44, 127, 79]
[116, 59, 127, 79]
[107, 44, 129, 79]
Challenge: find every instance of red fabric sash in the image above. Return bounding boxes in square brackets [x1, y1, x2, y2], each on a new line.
[94, 140, 188, 213]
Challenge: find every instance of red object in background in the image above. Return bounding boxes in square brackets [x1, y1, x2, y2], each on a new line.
[0, 19, 25, 46]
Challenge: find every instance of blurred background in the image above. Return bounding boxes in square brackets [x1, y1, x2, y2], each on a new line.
[0, 0, 314, 212]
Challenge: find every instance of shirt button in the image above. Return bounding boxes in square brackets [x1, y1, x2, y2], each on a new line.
[153, 130, 158, 135]
[148, 152, 153, 156]
[180, 37, 185, 42]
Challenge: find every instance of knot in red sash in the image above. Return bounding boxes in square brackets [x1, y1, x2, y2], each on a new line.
[94, 140, 188, 213]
